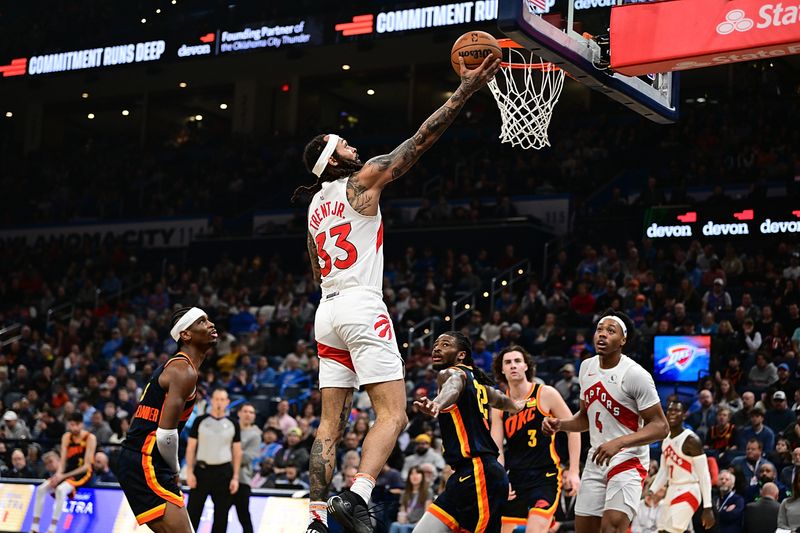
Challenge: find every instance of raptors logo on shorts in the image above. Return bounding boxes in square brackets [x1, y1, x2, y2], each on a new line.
[374, 313, 393, 340]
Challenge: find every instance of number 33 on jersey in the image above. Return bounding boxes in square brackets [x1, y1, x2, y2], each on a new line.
[308, 179, 384, 293]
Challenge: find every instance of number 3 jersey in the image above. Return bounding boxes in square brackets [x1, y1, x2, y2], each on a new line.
[308, 177, 384, 295]
[501, 383, 560, 472]
[579, 354, 660, 472]
[438, 364, 500, 467]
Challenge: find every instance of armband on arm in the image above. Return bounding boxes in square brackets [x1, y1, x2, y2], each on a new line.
[691, 454, 713, 508]
[649, 453, 668, 495]
[156, 427, 180, 474]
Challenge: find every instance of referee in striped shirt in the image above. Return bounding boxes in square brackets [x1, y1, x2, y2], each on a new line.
[186, 388, 242, 533]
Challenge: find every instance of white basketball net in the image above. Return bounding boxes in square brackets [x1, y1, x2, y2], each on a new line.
[488, 47, 566, 150]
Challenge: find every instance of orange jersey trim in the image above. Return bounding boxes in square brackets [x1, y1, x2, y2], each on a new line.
[429, 504, 460, 532]
[535, 384, 552, 417]
[66, 467, 93, 487]
[501, 516, 528, 525]
[528, 432, 564, 519]
[141, 432, 184, 507]
[473, 458, 490, 532]
[450, 406, 472, 458]
[136, 503, 167, 524]
[169, 352, 197, 373]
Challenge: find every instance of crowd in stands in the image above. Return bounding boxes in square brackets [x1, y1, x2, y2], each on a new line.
[2, 73, 796, 229]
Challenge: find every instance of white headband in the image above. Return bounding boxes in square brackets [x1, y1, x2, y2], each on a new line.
[170, 307, 206, 341]
[312, 134, 340, 177]
[600, 315, 628, 337]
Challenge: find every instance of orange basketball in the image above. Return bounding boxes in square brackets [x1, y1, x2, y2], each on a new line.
[450, 31, 502, 76]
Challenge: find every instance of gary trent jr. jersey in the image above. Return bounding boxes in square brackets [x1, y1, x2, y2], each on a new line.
[438, 365, 500, 466]
[308, 177, 384, 296]
[580, 354, 660, 471]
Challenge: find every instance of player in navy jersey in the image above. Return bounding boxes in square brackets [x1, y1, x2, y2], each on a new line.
[30, 413, 96, 533]
[412, 332, 525, 533]
[115, 307, 217, 533]
[490, 345, 582, 533]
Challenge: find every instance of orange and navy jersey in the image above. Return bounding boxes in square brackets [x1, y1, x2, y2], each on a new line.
[502, 383, 560, 472]
[123, 352, 197, 463]
[65, 430, 92, 487]
[438, 364, 499, 466]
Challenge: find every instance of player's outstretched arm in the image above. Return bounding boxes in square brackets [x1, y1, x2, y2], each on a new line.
[540, 386, 581, 495]
[485, 386, 526, 414]
[543, 400, 590, 435]
[353, 55, 501, 191]
[684, 434, 716, 529]
[414, 368, 467, 417]
[592, 403, 668, 466]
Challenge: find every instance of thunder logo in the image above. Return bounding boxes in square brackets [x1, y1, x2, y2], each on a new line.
[656, 344, 709, 373]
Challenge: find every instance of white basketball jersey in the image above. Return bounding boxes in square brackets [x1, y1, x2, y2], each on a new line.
[580, 354, 661, 470]
[661, 429, 700, 486]
[308, 177, 384, 295]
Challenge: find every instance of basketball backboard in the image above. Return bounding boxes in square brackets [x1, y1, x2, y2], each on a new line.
[497, 0, 680, 123]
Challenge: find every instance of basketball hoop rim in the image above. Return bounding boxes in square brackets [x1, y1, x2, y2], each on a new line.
[496, 38, 560, 71]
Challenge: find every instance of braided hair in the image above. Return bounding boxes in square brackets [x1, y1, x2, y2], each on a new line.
[291, 134, 364, 203]
[446, 332, 495, 387]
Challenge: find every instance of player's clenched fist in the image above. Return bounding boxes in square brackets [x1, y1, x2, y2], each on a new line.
[542, 417, 560, 435]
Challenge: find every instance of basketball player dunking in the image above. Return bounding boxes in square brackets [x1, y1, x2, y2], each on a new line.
[648, 401, 715, 533]
[115, 307, 216, 533]
[295, 55, 501, 533]
[543, 310, 669, 533]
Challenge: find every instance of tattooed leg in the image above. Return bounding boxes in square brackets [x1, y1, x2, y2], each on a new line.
[309, 387, 354, 500]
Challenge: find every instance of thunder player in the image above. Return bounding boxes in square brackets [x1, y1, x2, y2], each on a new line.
[648, 401, 715, 533]
[543, 310, 668, 533]
[30, 413, 96, 533]
[490, 345, 582, 533]
[413, 332, 525, 533]
[115, 307, 216, 533]
[295, 55, 501, 533]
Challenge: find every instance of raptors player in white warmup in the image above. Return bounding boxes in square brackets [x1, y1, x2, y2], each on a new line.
[648, 400, 715, 533]
[294, 55, 501, 533]
[543, 310, 668, 533]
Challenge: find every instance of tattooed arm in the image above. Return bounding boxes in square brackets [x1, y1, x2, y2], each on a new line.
[306, 231, 321, 284]
[413, 368, 467, 417]
[346, 55, 501, 214]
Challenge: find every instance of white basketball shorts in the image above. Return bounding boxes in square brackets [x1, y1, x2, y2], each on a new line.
[314, 286, 404, 389]
[657, 483, 701, 533]
[574, 455, 647, 521]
